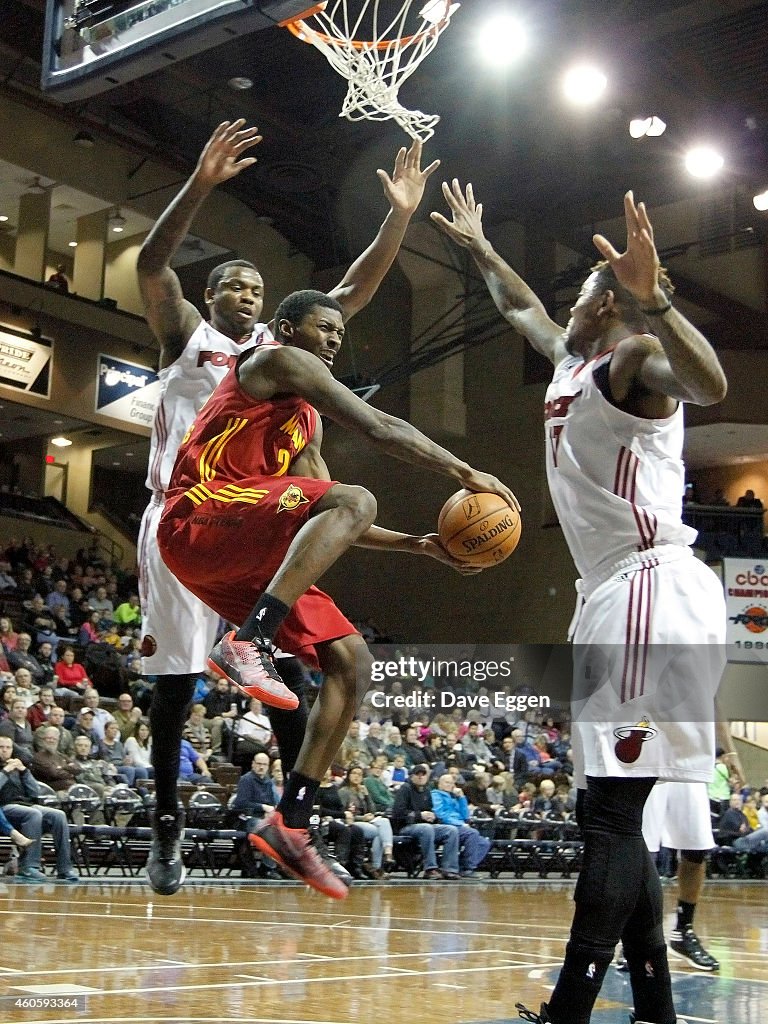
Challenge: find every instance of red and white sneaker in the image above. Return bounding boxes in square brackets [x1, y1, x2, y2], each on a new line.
[249, 811, 349, 900]
[207, 631, 299, 711]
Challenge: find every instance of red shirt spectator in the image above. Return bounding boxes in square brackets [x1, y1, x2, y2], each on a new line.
[54, 649, 90, 691]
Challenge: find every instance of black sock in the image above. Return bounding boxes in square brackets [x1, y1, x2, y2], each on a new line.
[236, 593, 289, 644]
[277, 771, 320, 829]
[626, 944, 676, 1024]
[675, 900, 695, 932]
[547, 943, 612, 1024]
[149, 673, 196, 815]
[267, 657, 309, 775]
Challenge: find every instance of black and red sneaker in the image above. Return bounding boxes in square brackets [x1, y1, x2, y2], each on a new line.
[207, 631, 298, 711]
[249, 811, 349, 900]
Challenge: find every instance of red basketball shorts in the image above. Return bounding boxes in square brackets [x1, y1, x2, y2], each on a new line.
[157, 475, 358, 668]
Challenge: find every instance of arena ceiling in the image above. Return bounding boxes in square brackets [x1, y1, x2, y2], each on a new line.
[1, 1, 768, 344]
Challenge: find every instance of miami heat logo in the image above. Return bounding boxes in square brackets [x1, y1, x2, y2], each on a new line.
[613, 718, 657, 763]
[140, 634, 157, 658]
[277, 484, 309, 513]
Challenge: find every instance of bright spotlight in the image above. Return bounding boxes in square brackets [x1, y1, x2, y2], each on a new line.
[563, 64, 607, 106]
[753, 189, 768, 211]
[630, 116, 666, 139]
[477, 14, 527, 66]
[685, 145, 724, 179]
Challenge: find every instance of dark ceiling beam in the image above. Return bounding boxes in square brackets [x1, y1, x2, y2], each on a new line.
[621, 0, 768, 42]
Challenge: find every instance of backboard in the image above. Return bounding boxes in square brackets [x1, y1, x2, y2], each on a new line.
[41, 0, 311, 100]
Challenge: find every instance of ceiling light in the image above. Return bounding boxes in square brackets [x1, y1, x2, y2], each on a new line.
[685, 145, 724, 179]
[68, 241, 77, 247]
[629, 116, 666, 138]
[73, 130, 95, 148]
[0, 215, 8, 223]
[25, 177, 47, 195]
[753, 189, 768, 211]
[228, 77, 253, 90]
[51, 436, 73, 448]
[563, 64, 607, 106]
[477, 14, 527, 66]
[109, 211, 126, 233]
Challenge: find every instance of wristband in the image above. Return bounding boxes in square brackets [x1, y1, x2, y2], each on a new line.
[640, 300, 672, 316]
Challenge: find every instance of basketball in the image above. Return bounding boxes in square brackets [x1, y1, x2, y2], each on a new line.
[438, 490, 522, 567]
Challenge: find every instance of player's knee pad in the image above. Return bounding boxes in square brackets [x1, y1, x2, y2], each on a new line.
[572, 833, 649, 954]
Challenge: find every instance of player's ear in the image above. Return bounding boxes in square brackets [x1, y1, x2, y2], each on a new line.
[597, 289, 616, 316]
[204, 287, 215, 306]
[277, 318, 294, 343]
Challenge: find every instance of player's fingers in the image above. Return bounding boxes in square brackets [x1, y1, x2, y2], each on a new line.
[638, 201, 654, 241]
[224, 118, 246, 138]
[422, 158, 441, 179]
[466, 182, 476, 209]
[233, 134, 262, 152]
[593, 233, 621, 262]
[440, 180, 463, 211]
[393, 147, 407, 174]
[451, 177, 466, 201]
[429, 211, 454, 233]
[476, 202, 483, 220]
[407, 138, 423, 166]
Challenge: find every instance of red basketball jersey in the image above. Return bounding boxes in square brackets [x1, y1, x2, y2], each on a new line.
[165, 361, 318, 510]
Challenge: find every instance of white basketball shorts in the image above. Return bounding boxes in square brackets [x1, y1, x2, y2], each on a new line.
[571, 547, 726, 787]
[138, 496, 221, 676]
[642, 781, 715, 852]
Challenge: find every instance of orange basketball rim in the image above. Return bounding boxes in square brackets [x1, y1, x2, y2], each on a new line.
[281, 1, 455, 52]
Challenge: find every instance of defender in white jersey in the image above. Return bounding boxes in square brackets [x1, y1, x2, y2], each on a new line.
[137, 119, 440, 895]
[433, 182, 727, 1024]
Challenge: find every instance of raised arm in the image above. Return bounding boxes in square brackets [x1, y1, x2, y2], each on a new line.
[136, 119, 262, 367]
[243, 346, 519, 511]
[328, 140, 440, 320]
[431, 179, 565, 364]
[593, 191, 727, 406]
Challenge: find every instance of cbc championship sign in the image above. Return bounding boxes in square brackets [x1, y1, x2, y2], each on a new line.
[95, 354, 161, 429]
[723, 558, 768, 664]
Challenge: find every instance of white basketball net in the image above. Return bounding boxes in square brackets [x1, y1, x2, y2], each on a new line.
[286, 0, 460, 141]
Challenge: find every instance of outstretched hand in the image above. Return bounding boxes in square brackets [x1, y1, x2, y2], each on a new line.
[416, 534, 484, 575]
[194, 119, 262, 190]
[377, 139, 441, 215]
[592, 191, 663, 306]
[430, 179, 486, 249]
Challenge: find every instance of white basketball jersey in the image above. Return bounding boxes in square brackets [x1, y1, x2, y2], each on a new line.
[145, 319, 274, 494]
[544, 349, 696, 579]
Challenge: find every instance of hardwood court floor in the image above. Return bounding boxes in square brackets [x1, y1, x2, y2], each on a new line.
[0, 878, 765, 1023]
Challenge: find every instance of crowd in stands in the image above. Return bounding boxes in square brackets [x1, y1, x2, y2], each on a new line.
[1, 535, 766, 882]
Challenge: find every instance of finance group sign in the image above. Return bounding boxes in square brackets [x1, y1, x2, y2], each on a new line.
[95, 355, 160, 430]
[723, 557, 768, 664]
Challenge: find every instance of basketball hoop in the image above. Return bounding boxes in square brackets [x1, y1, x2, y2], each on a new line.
[280, 1, 460, 141]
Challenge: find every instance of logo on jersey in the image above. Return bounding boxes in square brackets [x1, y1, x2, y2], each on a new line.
[277, 484, 309, 513]
[613, 718, 657, 763]
[140, 634, 157, 658]
[197, 351, 238, 369]
[730, 605, 768, 633]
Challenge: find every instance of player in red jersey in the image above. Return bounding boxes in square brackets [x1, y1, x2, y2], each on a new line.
[159, 288, 519, 898]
